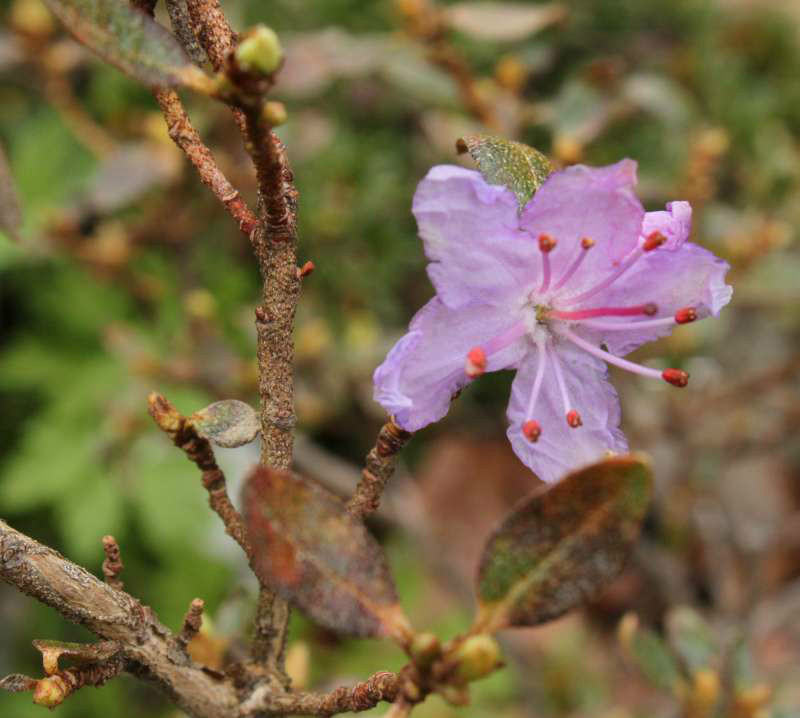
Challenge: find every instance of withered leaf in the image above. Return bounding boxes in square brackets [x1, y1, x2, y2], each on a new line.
[456, 134, 552, 210]
[242, 466, 410, 641]
[0, 673, 38, 692]
[42, 0, 213, 92]
[190, 399, 260, 448]
[475, 455, 652, 632]
[0, 142, 21, 242]
[32, 639, 120, 675]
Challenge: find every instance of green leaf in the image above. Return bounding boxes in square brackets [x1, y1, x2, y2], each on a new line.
[42, 0, 213, 91]
[666, 606, 717, 674]
[190, 399, 260, 448]
[629, 627, 683, 692]
[242, 466, 411, 641]
[456, 134, 552, 210]
[0, 142, 21, 242]
[475, 455, 652, 632]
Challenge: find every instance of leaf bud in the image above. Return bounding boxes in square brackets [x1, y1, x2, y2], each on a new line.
[235, 25, 283, 76]
[33, 675, 69, 708]
[409, 632, 441, 669]
[452, 634, 502, 684]
[262, 101, 288, 127]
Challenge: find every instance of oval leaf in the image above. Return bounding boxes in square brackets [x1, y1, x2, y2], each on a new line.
[666, 606, 716, 674]
[242, 466, 411, 640]
[446, 2, 567, 43]
[190, 399, 260, 448]
[475, 455, 652, 632]
[43, 0, 212, 91]
[456, 133, 552, 210]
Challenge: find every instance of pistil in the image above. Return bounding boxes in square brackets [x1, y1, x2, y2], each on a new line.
[549, 303, 657, 321]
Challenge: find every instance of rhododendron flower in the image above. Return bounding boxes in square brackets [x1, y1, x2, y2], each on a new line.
[373, 160, 732, 483]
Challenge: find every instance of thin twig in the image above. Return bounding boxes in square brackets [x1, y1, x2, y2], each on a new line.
[348, 421, 413, 520]
[101, 535, 124, 590]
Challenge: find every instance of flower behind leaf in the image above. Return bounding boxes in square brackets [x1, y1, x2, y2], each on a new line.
[374, 161, 732, 484]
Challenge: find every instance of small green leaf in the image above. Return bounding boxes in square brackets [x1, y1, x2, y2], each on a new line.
[666, 606, 717, 674]
[190, 399, 260, 448]
[629, 627, 683, 692]
[242, 466, 411, 641]
[43, 0, 213, 91]
[0, 142, 21, 242]
[475, 455, 652, 632]
[456, 133, 552, 210]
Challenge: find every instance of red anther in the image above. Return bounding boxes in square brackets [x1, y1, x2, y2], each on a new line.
[643, 231, 666, 252]
[538, 233, 557, 253]
[522, 420, 541, 442]
[662, 368, 689, 387]
[643, 302, 658, 316]
[566, 410, 583, 428]
[675, 307, 697, 324]
[297, 260, 315, 278]
[580, 237, 595, 250]
[465, 347, 487, 378]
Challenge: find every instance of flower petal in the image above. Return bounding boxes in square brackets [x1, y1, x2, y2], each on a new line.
[413, 165, 537, 308]
[578, 241, 733, 356]
[641, 201, 692, 250]
[520, 159, 645, 288]
[374, 297, 527, 432]
[506, 342, 628, 484]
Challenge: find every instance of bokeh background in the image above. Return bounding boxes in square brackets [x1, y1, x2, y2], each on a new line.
[1, 0, 799, 715]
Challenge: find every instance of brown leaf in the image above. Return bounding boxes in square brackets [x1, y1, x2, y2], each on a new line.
[0, 142, 21, 242]
[0, 673, 38, 692]
[242, 466, 411, 641]
[32, 639, 120, 675]
[446, 2, 567, 43]
[475, 455, 652, 632]
[189, 399, 260, 448]
[42, 0, 213, 92]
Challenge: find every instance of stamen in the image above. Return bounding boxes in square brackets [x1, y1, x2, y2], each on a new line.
[465, 347, 486, 378]
[572, 316, 677, 331]
[549, 303, 657, 320]
[566, 409, 583, 428]
[552, 236, 594, 291]
[643, 231, 666, 252]
[560, 326, 673, 382]
[538, 234, 556, 293]
[662, 368, 689, 387]
[561, 246, 645, 306]
[550, 349, 581, 428]
[522, 339, 548, 442]
[675, 307, 697, 324]
[522, 420, 541, 442]
[463, 322, 527, 379]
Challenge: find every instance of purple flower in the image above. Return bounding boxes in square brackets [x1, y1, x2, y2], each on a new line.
[374, 160, 732, 484]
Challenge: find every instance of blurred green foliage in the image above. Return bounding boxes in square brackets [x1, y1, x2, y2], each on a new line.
[1, 0, 800, 716]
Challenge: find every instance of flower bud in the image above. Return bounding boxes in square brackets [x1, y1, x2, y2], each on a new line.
[235, 25, 283, 76]
[452, 634, 502, 684]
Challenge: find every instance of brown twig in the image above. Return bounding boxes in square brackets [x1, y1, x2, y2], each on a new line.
[348, 421, 413, 520]
[101, 535, 124, 590]
[147, 392, 253, 560]
[240, 670, 401, 717]
[179, 598, 205, 647]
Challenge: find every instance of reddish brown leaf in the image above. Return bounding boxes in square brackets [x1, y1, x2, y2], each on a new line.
[242, 467, 411, 641]
[475, 455, 652, 632]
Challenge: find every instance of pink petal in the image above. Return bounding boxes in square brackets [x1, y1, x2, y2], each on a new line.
[578, 241, 733, 356]
[506, 343, 628, 484]
[520, 159, 645, 290]
[374, 297, 527, 432]
[413, 165, 537, 308]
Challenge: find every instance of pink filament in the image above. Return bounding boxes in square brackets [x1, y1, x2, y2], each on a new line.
[549, 348, 574, 414]
[562, 247, 644, 306]
[539, 250, 552, 293]
[525, 339, 548, 420]
[483, 321, 527, 357]
[574, 316, 677, 331]
[549, 304, 656, 320]
[552, 246, 590, 291]
[559, 327, 664, 380]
